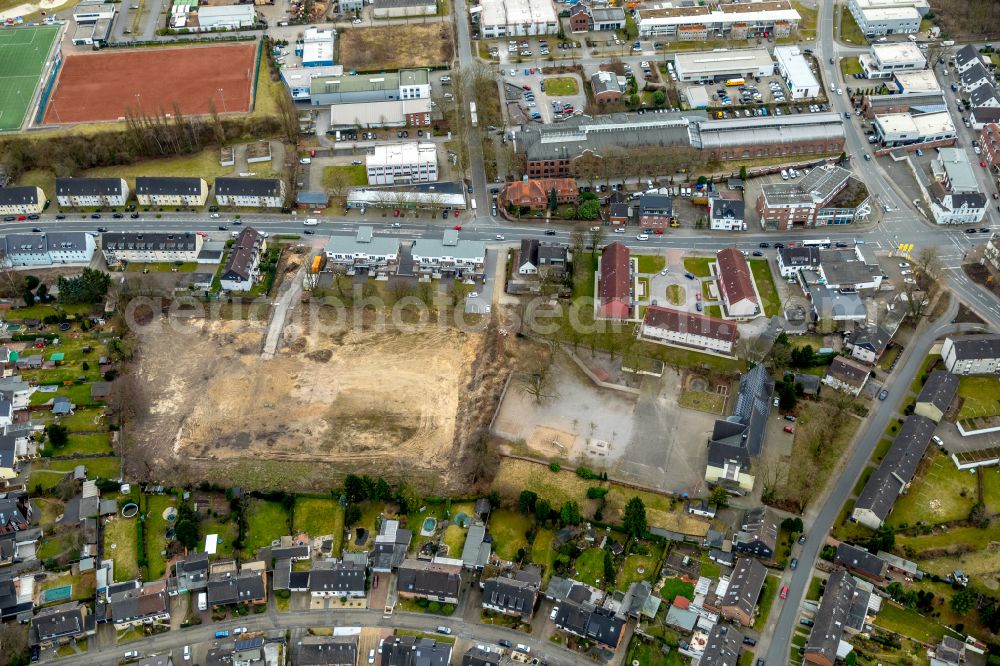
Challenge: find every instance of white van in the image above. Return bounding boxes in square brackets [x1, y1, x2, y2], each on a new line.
[781, 169, 789, 180]
[304, 218, 319, 226]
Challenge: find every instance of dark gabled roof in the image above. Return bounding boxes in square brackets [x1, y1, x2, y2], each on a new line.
[916, 370, 958, 413]
[554, 601, 625, 648]
[32, 604, 87, 642]
[109, 586, 168, 623]
[721, 557, 767, 619]
[462, 646, 501, 666]
[55, 178, 125, 197]
[961, 62, 992, 87]
[701, 623, 743, 665]
[851, 323, 891, 355]
[732, 364, 774, 457]
[955, 44, 982, 69]
[638, 194, 672, 215]
[0, 187, 41, 206]
[221, 227, 265, 282]
[381, 635, 452, 666]
[827, 355, 870, 386]
[481, 576, 538, 619]
[297, 637, 358, 666]
[215, 177, 283, 198]
[519, 238, 539, 268]
[855, 414, 935, 522]
[835, 542, 886, 578]
[970, 83, 1000, 107]
[947, 334, 1000, 361]
[396, 561, 461, 598]
[973, 106, 1000, 124]
[102, 232, 199, 253]
[711, 197, 745, 221]
[778, 245, 820, 269]
[135, 177, 203, 196]
[308, 563, 365, 593]
[805, 570, 856, 665]
[737, 507, 777, 553]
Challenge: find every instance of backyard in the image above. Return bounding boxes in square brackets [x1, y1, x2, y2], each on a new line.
[874, 601, 960, 644]
[488, 509, 532, 561]
[615, 543, 664, 591]
[293, 496, 345, 555]
[956, 376, 1000, 420]
[30, 457, 120, 492]
[243, 499, 290, 555]
[573, 547, 606, 588]
[104, 516, 139, 582]
[748, 259, 780, 317]
[887, 451, 977, 528]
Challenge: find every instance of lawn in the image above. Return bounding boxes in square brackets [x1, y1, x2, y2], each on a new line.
[489, 509, 532, 560]
[125, 262, 198, 273]
[144, 494, 176, 581]
[38, 530, 79, 563]
[956, 376, 1000, 420]
[573, 548, 607, 588]
[104, 517, 139, 582]
[625, 637, 685, 666]
[616, 545, 663, 591]
[683, 256, 713, 277]
[543, 77, 579, 96]
[698, 552, 721, 579]
[659, 577, 694, 602]
[704, 305, 721, 318]
[344, 502, 387, 552]
[887, 451, 977, 528]
[30, 383, 96, 408]
[636, 255, 666, 274]
[896, 524, 1000, 553]
[293, 496, 344, 554]
[875, 601, 959, 644]
[30, 457, 119, 491]
[243, 499, 291, 556]
[530, 528, 556, 583]
[53, 433, 113, 457]
[7, 302, 95, 320]
[322, 165, 367, 190]
[86, 148, 237, 195]
[200, 514, 239, 559]
[442, 524, 466, 558]
[40, 571, 95, 604]
[52, 408, 107, 433]
[665, 284, 684, 305]
[838, 4, 865, 44]
[679, 389, 726, 414]
[753, 575, 779, 631]
[791, 1, 817, 39]
[748, 259, 781, 317]
[806, 576, 823, 602]
[983, 467, 1000, 514]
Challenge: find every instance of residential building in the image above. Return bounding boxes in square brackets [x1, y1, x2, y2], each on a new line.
[478, 0, 558, 38]
[135, 177, 209, 207]
[462, 646, 501, 666]
[961, 63, 994, 93]
[169, 552, 209, 595]
[774, 46, 820, 98]
[411, 231, 487, 280]
[847, 0, 925, 36]
[915, 370, 958, 422]
[637, 2, 800, 40]
[756, 165, 858, 230]
[481, 574, 539, 620]
[811, 246, 883, 291]
[380, 636, 452, 666]
[108, 583, 170, 630]
[639, 307, 738, 354]
[206, 566, 267, 607]
[637, 195, 674, 227]
[101, 232, 203, 266]
[396, 560, 461, 604]
[517, 239, 567, 277]
[776, 245, 821, 277]
[804, 570, 857, 666]
[0, 232, 96, 268]
[590, 70, 626, 104]
[372, 519, 411, 572]
[718, 557, 767, 626]
[981, 123, 1000, 167]
[498, 178, 577, 211]
[732, 507, 778, 560]
[692, 114, 846, 163]
[970, 83, 1000, 109]
[553, 602, 626, 649]
[709, 196, 746, 231]
[834, 542, 887, 583]
[860, 42, 926, 79]
[324, 226, 400, 274]
[213, 178, 285, 209]
[55, 178, 129, 208]
[219, 227, 267, 292]
[716, 247, 760, 318]
[30, 603, 95, 647]
[0, 187, 45, 215]
[955, 44, 986, 74]
[366, 143, 438, 185]
[942, 334, 1000, 374]
[847, 323, 892, 364]
[597, 242, 631, 320]
[672, 48, 774, 83]
[308, 562, 366, 598]
[460, 524, 492, 570]
[297, 636, 358, 666]
[823, 355, 871, 395]
[872, 111, 956, 148]
[934, 636, 968, 666]
[569, 3, 625, 32]
[927, 147, 988, 224]
[701, 623, 743, 665]
[852, 414, 935, 528]
[705, 365, 773, 491]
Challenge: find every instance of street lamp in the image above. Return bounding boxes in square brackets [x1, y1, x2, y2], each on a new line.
[218, 88, 227, 113]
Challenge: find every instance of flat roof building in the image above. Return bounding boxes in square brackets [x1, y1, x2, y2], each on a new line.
[873, 111, 956, 147]
[672, 48, 775, 82]
[893, 70, 940, 93]
[366, 142, 438, 186]
[847, 0, 925, 36]
[860, 42, 926, 79]
[774, 46, 820, 99]
[638, 1, 801, 40]
[479, 0, 559, 38]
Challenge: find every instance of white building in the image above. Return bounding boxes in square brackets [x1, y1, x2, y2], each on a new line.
[942, 335, 1000, 375]
[55, 178, 129, 208]
[411, 230, 486, 279]
[639, 306, 738, 355]
[135, 177, 209, 207]
[873, 111, 955, 147]
[301, 28, 335, 67]
[101, 232, 203, 265]
[196, 4, 255, 30]
[73, 0, 116, 23]
[0, 233, 96, 268]
[214, 177, 286, 209]
[860, 42, 926, 79]
[366, 142, 438, 185]
[373, 0, 437, 19]
[955, 44, 986, 75]
[672, 48, 774, 83]
[893, 70, 940, 93]
[281, 65, 344, 100]
[324, 226, 400, 273]
[478, 0, 558, 38]
[708, 197, 745, 231]
[331, 98, 432, 129]
[846, 0, 926, 37]
[637, 2, 801, 40]
[0, 187, 45, 215]
[219, 227, 266, 292]
[773, 46, 820, 99]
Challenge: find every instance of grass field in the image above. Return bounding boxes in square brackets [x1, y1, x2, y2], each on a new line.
[543, 77, 579, 96]
[957, 376, 1000, 420]
[791, 1, 817, 39]
[243, 499, 290, 555]
[293, 496, 344, 555]
[636, 254, 666, 274]
[887, 451, 977, 528]
[144, 494, 175, 580]
[665, 284, 684, 305]
[875, 601, 959, 644]
[573, 547, 606, 587]
[30, 457, 119, 491]
[489, 509, 532, 561]
[749, 259, 781, 317]
[53, 433, 113, 457]
[339, 24, 454, 71]
[839, 57, 864, 78]
[530, 528, 555, 583]
[86, 149, 240, 195]
[753, 576, 779, 631]
[679, 389, 726, 414]
[442, 524, 465, 557]
[683, 256, 713, 277]
[659, 577, 694, 602]
[323, 165, 367, 191]
[104, 516, 139, 582]
[615, 545, 663, 591]
[704, 305, 721, 318]
[0, 26, 58, 131]
[838, 5, 866, 44]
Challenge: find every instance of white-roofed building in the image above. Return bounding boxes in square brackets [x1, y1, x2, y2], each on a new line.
[280, 65, 344, 100]
[411, 229, 486, 279]
[848, 0, 921, 37]
[860, 42, 926, 79]
[373, 0, 437, 18]
[672, 48, 774, 82]
[196, 4, 255, 29]
[366, 142, 438, 185]
[637, 1, 801, 40]
[301, 27, 335, 67]
[479, 0, 558, 38]
[893, 70, 940, 93]
[873, 111, 956, 147]
[774, 45, 819, 99]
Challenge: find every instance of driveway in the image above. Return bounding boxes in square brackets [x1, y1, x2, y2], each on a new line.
[465, 247, 498, 314]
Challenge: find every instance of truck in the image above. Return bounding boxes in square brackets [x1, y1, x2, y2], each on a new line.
[303, 218, 319, 225]
[470, 102, 478, 127]
[197, 592, 207, 611]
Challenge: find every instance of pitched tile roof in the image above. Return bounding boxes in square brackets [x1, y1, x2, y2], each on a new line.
[716, 247, 758, 308]
[642, 306, 738, 343]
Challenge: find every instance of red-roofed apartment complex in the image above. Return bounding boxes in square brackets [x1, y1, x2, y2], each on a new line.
[498, 178, 578, 212]
[639, 306, 738, 355]
[716, 248, 760, 319]
[597, 242, 632, 319]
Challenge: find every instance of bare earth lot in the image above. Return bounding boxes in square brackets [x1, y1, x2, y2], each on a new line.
[339, 24, 454, 71]
[133, 315, 486, 489]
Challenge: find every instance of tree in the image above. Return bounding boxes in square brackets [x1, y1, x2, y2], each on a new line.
[174, 502, 201, 550]
[603, 548, 616, 585]
[577, 200, 600, 220]
[622, 496, 647, 539]
[395, 482, 421, 514]
[866, 524, 895, 554]
[777, 380, 798, 410]
[518, 490, 538, 514]
[46, 423, 68, 449]
[56, 268, 111, 304]
[343, 474, 366, 504]
[951, 588, 976, 615]
[915, 246, 942, 279]
[535, 498, 552, 522]
[345, 504, 362, 525]
[739, 165, 748, 180]
[548, 188, 558, 212]
[652, 90, 666, 106]
[517, 369, 557, 404]
[709, 486, 729, 509]
[560, 500, 582, 526]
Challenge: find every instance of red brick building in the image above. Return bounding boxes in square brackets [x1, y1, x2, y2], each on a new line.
[982, 123, 1000, 167]
[716, 247, 760, 318]
[498, 178, 578, 211]
[598, 242, 631, 320]
[569, 4, 589, 32]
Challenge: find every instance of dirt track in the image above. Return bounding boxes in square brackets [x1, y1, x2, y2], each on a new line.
[132, 314, 485, 488]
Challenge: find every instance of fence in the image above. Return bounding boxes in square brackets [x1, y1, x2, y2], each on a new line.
[103, 35, 256, 49]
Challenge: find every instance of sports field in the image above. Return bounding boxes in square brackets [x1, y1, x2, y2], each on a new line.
[0, 26, 59, 131]
[43, 43, 257, 125]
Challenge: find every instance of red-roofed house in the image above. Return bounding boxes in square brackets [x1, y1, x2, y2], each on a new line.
[716, 248, 760, 319]
[598, 242, 632, 320]
[498, 178, 578, 212]
[639, 306, 738, 355]
[672, 596, 690, 610]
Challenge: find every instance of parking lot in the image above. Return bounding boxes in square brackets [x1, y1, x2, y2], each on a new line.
[500, 66, 586, 124]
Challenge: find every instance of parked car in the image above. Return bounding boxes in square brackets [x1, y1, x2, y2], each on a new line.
[550, 606, 559, 620]
[783, 426, 794, 434]
[215, 630, 229, 638]
[800, 618, 814, 627]
[798, 533, 806, 544]
[743, 637, 757, 647]
[684, 272, 695, 280]
[113, 213, 124, 219]
[790, 558, 798, 570]
[498, 640, 513, 648]
[436, 626, 452, 635]
[932, 435, 944, 446]
[780, 585, 789, 599]
[879, 389, 889, 401]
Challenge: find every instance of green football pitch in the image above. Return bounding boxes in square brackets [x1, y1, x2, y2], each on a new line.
[0, 26, 59, 131]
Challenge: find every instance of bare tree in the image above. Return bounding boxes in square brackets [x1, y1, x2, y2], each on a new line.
[915, 246, 942, 279]
[757, 459, 788, 504]
[517, 368, 558, 404]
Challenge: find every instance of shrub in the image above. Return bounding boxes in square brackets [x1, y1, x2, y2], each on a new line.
[549, 462, 561, 472]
